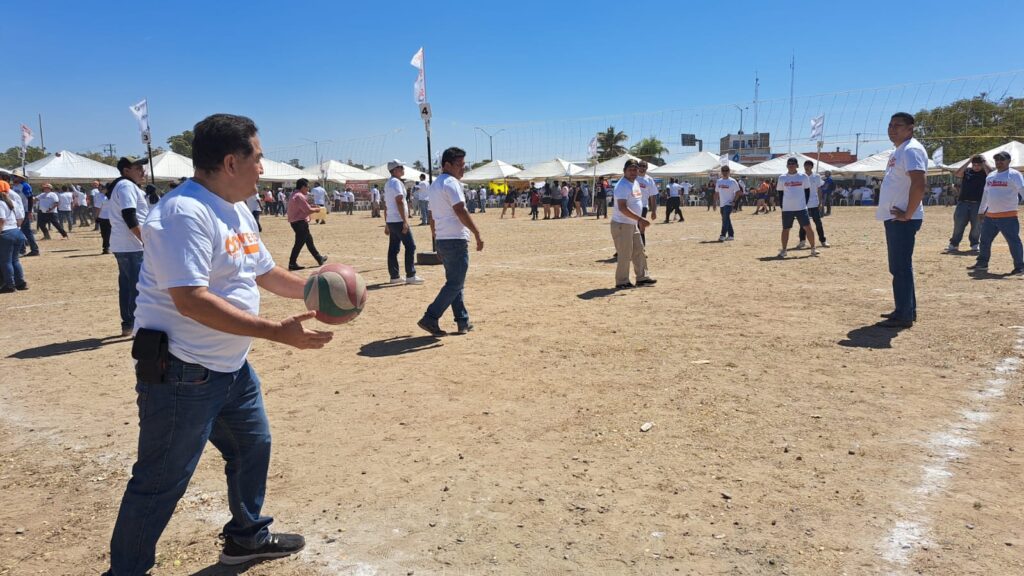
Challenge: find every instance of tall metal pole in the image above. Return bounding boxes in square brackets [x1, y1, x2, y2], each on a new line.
[426, 120, 433, 184]
[147, 142, 155, 186]
[788, 55, 795, 154]
[855, 133, 861, 158]
[753, 72, 759, 134]
[38, 113, 45, 155]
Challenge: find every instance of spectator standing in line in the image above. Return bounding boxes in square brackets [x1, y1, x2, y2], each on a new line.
[945, 154, 990, 253]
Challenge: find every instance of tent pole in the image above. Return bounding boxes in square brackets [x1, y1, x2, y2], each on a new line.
[147, 142, 155, 186]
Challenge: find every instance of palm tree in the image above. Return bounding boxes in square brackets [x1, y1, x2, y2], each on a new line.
[630, 137, 669, 166]
[595, 126, 628, 161]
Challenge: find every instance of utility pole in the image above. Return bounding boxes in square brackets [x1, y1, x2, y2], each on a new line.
[301, 138, 332, 183]
[855, 133, 861, 158]
[103, 143, 117, 159]
[474, 127, 505, 162]
[788, 54, 795, 153]
[733, 106, 747, 134]
[753, 72, 759, 134]
[38, 113, 45, 154]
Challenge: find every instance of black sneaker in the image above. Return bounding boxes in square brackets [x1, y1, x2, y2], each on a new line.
[636, 277, 657, 286]
[967, 262, 988, 271]
[879, 317, 913, 328]
[15, 282, 27, 291]
[417, 319, 448, 337]
[25, 251, 40, 257]
[288, 264, 305, 271]
[0, 285, 14, 294]
[1011, 268, 1024, 276]
[456, 322, 474, 335]
[615, 283, 635, 290]
[317, 255, 329, 265]
[220, 532, 305, 566]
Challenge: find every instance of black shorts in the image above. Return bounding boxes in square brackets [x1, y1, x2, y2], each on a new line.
[544, 197, 558, 205]
[782, 209, 810, 229]
[505, 199, 516, 206]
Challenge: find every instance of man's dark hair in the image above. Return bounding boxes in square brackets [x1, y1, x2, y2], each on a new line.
[441, 147, 466, 167]
[296, 178, 309, 190]
[623, 159, 639, 171]
[419, 173, 426, 180]
[804, 160, 814, 166]
[192, 113, 259, 172]
[891, 112, 915, 125]
[971, 155, 985, 163]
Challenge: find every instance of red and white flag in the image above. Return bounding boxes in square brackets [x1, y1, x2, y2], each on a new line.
[411, 47, 426, 105]
[20, 124, 33, 148]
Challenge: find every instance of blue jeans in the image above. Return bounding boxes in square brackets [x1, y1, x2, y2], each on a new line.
[20, 213, 38, 253]
[108, 359, 273, 576]
[560, 197, 569, 218]
[976, 216, 1024, 270]
[949, 201, 981, 248]
[884, 219, 923, 321]
[387, 222, 417, 279]
[114, 251, 144, 331]
[418, 200, 430, 225]
[423, 239, 469, 326]
[0, 228, 26, 288]
[720, 205, 734, 238]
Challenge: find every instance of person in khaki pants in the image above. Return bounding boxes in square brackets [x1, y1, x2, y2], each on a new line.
[610, 159, 657, 289]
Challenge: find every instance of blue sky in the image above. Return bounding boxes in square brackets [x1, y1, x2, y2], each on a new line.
[3, 0, 1022, 168]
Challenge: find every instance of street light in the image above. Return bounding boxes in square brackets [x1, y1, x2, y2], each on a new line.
[734, 106, 748, 134]
[301, 138, 333, 182]
[474, 127, 505, 161]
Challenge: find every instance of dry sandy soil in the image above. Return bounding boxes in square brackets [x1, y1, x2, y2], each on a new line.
[1, 203, 1022, 576]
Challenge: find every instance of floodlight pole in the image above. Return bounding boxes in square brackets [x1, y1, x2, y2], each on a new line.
[474, 127, 505, 162]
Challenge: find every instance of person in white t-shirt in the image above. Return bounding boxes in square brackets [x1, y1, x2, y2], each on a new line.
[969, 151, 1024, 275]
[418, 147, 483, 336]
[775, 158, 818, 258]
[0, 182, 27, 292]
[344, 189, 355, 215]
[664, 175, 685, 223]
[73, 184, 90, 227]
[414, 174, 430, 224]
[105, 114, 330, 575]
[310, 182, 327, 224]
[370, 185, 382, 218]
[610, 159, 656, 289]
[383, 160, 424, 285]
[56, 185, 75, 232]
[714, 166, 742, 241]
[876, 112, 927, 327]
[798, 160, 829, 248]
[276, 188, 287, 216]
[637, 161, 660, 246]
[477, 186, 486, 213]
[36, 183, 68, 240]
[94, 183, 112, 253]
[109, 157, 151, 335]
[245, 190, 263, 232]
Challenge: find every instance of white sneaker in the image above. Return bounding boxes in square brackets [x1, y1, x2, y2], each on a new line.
[970, 244, 980, 252]
[777, 249, 787, 258]
[388, 277, 404, 285]
[718, 235, 727, 242]
[944, 244, 957, 253]
[821, 240, 830, 247]
[725, 236, 735, 241]
[405, 275, 424, 285]
[796, 241, 808, 249]
[811, 247, 819, 257]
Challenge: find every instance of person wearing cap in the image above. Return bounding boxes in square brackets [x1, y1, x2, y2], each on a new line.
[370, 184, 382, 218]
[714, 167, 741, 240]
[286, 178, 327, 270]
[11, 175, 39, 256]
[109, 156, 150, 336]
[798, 160, 829, 248]
[36, 183, 68, 240]
[877, 112, 927, 328]
[610, 159, 656, 289]
[946, 154, 991, 253]
[383, 160, 424, 285]
[967, 151, 1024, 275]
[775, 158, 818, 258]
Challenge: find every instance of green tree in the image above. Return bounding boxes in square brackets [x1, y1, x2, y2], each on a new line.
[412, 160, 426, 172]
[78, 151, 118, 166]
[595, 126, 628, 161]
[287, 159, 304, 169]
[468, 159, 490, 170]
[0, 146, 45, 168]
[914, 94, 1024, 162]
[166, 130, 194, 156]
[630, 136, 669, 166]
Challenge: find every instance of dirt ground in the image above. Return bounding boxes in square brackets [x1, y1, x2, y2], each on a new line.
[1, 202, 1022, 576]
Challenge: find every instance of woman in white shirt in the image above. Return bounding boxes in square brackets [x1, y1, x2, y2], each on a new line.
[0, 182, 28, 292]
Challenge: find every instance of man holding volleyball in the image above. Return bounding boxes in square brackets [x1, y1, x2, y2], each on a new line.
[103, 113, 333, 576]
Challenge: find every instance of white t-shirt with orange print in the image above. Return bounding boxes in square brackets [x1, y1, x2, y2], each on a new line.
[134, 179, 275, 372]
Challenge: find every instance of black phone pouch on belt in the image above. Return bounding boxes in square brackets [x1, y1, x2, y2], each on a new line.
[132, 328, 169, 383]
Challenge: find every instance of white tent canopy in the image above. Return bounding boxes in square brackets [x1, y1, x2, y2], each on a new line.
[650, 151, 746, 176]
[259, 158, 319, 183]
[946, 141, 1024, 171]
[367, 162, 427, 182]
[21, 150, 120, 181]
[836, 148, 944, 176]
[146, 151, 194, 181]
[735, 153, 840, 177]
[514, 157, 585, 180]
[313, 160, 378, 184]
[461, 160, 521, 182]
[572, 154, 646, 179]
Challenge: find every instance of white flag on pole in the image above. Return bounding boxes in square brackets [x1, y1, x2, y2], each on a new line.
[129, 99, 151, 145]
[411, 47, 426, 105]
[20, 124, 33, 148]
[720, 153, 730, 167]
[932, 146, 944, 166]
[809, 114, 824, 141]
[587, 136, 597, 158]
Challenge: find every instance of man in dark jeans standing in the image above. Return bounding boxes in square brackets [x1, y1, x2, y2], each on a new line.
[286, 178, 327, 270]
[945, 154, 990, 253]
[418, 147, 484, 336]
[383, 160, 424, 285]
[820, 170, 836, 216]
